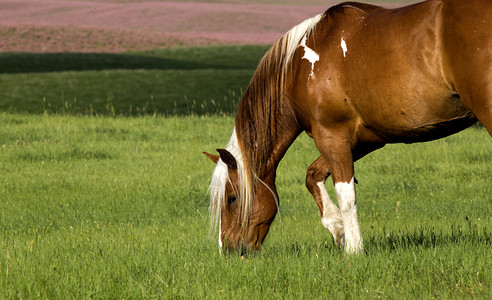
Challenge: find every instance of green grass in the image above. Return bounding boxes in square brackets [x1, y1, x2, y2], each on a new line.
[0, 45, 269, 115]
[0, 113, 490, 298]
[0, 44, 491, 298]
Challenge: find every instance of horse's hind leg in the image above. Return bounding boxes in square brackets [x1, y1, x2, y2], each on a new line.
[306, 156, 345, 246]
[442, 1, 492, 135]
[455, 78, 492, 136]
[450, 56, 492, 136]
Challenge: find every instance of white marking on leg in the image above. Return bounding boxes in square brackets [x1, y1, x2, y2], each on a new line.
[317, 182, 344, 240]
[335, 177, 362, 254]
[300, 35, 320, 78]
[340, 38, 348, 57]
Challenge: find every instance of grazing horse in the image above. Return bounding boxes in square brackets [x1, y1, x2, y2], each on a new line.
[204, 0, 491, 254]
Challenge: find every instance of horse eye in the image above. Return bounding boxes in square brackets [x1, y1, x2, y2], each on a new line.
[227, 195, 237, 205]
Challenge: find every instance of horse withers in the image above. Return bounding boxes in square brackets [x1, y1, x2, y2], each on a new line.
[204, 0, 491, 254]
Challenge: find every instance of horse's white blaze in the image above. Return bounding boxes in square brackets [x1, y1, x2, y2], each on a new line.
[340, 38, 348, 57]
[334, 177, 362, 253]
[300, 35, 320, 78]
[317, 182, 343, 235]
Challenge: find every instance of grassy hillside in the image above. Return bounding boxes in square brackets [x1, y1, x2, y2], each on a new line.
[0, 45, 269, 115]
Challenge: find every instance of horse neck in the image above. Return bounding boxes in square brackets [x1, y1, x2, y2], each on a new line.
[234, 26, 310, 183]
[235, 93, 301, 182]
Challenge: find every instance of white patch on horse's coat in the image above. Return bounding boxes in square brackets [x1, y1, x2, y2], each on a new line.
[300, 35, 320, 78]
[340, 38, 348, 57]
[282, 14, 323, 73]
[317, 182, 344, 237]
[334, 177, 362, 254]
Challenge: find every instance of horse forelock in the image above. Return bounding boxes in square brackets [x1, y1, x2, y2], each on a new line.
[208, 128, 252, 235]
[208, 156, 228, 235]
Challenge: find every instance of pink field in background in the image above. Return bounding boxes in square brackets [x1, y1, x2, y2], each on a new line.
[0, 0, 407, 52]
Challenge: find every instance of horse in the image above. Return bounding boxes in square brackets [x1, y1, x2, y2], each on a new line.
[204, 0, 491, 254]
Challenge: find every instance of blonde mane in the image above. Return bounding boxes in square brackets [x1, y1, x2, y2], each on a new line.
[209, 13, 324, 235]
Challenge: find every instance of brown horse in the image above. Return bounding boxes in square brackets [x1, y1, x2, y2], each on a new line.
[204, 0, 491, 254]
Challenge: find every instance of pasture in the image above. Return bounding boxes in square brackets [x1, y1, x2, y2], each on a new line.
[0, 45, 269, 115]
[0, 45, 491, 298]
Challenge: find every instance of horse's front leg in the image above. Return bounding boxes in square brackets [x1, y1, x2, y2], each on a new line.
[305, 156, 345, 247]
[333, 171, 361, 254]
[313, 132, 363, 254]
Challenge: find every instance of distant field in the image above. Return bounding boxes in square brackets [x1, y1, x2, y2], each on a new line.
[0, 113, 490, 298]
[0, 0, 415, 52]
[0, 45, 268, 115]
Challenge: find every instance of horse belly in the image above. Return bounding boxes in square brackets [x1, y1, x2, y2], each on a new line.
[354, 92, 477, 143]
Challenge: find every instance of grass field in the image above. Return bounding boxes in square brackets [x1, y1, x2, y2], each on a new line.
[0, 45, 491, 298]
[0, 46, 269, 116]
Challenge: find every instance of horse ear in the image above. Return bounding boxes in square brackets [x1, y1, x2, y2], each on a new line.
[203, 151, 220, 164]
[216, 149, 237, 170]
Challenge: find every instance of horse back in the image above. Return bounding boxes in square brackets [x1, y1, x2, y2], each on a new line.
[292, 0, 487, 143]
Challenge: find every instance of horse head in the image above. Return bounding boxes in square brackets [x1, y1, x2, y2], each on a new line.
[204, 149, 278, 254]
